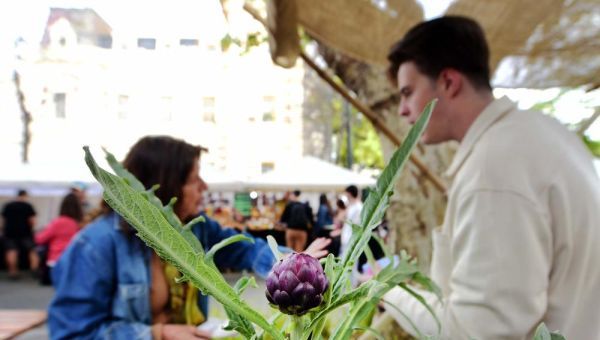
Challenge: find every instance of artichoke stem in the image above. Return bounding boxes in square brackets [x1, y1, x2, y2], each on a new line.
[290, 315, 304, 340]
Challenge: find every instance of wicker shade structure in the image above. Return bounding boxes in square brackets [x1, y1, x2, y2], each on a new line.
[270, 0, 599, 89]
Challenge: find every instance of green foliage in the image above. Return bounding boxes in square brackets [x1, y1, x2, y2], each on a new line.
[220, 32, 267, 54]
[332, 101, 385, 169]
[84, 147, 284, 340]
[529, 87, 599, 158]
[533, 323, 566, 340]
[83, 100, 438, 339]
[530, 89, 570, 115]
[582, 135, 600, 158]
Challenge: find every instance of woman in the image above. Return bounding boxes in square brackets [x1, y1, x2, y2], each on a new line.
[49, 136, 329, 340]
[35, 193, 82, 283]
[314, 194, 333, 239]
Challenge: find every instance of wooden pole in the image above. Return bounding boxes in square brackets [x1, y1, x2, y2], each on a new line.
[243, 4, 447, 193]
[300, 54, 446, 193]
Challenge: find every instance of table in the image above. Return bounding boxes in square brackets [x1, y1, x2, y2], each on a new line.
[0, 309, 47, 340]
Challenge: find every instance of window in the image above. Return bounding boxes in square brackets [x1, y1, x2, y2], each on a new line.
[261, 162, 275, 174]
[137, 38, 156, 50]
[202, 96, 215, 123]
[180, 39, 199, 46]
[54, 93, 66, 118]
[97, 35, 112, 49]
[262, 96, 276, 121]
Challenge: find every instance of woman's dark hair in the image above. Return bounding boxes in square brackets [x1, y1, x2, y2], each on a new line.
[336, 198, 346, 210]
[387, 15, 491, 90]
[114, 136, 203, 238]
[60, 193, 83, 223]
[319, 193, 333, 218]
[123, 136, 203, 211]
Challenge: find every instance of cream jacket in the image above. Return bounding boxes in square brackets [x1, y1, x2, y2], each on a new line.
[384, 97, 600, 339]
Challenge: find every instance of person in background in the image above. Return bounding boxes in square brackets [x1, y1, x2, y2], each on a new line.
[339, 185, 362, 258]
[70, 181, 88, 208]
[1, 189, 38, 279]
[279, 190, 310, 252]
[328, 197, 347, 256]
[383, 16, 600, 339]
[314, 193, 333, 239]
[49, 136, 329, 340]
[35, 192, 83, 284]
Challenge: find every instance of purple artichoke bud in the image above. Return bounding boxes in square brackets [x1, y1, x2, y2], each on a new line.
[265, 253, 329, 315]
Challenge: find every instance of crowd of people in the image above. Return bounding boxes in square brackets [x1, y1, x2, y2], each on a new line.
[1, 187, 87, 282]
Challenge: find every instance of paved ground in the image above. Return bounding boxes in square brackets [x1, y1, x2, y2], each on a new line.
[0, 272, 53, 339]
[0, 271, 271, 339]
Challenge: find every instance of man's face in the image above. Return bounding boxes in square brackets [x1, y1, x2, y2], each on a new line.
[396, 62, 450, 144]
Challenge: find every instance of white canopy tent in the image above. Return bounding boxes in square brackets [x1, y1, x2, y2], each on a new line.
[0, 156, 376, 227]
[245, 156, 376, 192]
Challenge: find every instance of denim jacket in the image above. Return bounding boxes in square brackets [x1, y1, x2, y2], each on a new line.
[48, 212, 280, 340]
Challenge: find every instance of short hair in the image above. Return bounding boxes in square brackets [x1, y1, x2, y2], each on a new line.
[387, 16, 491, 90]
[17, 189, 27, 197]
[345, 185, 359, 199]
[293, 190, 301, 197]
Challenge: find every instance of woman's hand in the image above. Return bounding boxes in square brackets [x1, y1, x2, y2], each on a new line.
[329, 228, 342, 237]
[161, 324, 211, 339]
[303, 237, 331, 258]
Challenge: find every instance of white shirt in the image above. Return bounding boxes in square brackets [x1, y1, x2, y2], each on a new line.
[340, 200, 363, 258]
[385, 97, 600, 339]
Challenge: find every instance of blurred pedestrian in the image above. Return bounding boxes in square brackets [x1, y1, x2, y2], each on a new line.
[314, 193, 333, 239]
[1, 189, 38, 279]
[35, 192, 83, 284]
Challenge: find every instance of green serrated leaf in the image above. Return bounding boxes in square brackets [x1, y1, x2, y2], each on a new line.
[352, 326, 385, 340]
[205, 234, 254, 265]
[533, 323, 566, 340]
[332, 100, 435, 295]
[103, 147, 146, 192]
[305, 282, 374, 332]
[84, 147, 283, 340]
[103, 148, 206, 256]
[381, 299, 424, 339]
[412, 272, 442, 302]
[533, 323, 552, 340]
[399, 283, 441, 333]
[234, 276, 258, 294]
[330, 297, 377, 340]
[224, 275, 258, 337]
[266, 235, 284, 261]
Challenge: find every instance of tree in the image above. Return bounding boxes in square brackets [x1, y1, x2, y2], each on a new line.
[313, 42, 454, 272]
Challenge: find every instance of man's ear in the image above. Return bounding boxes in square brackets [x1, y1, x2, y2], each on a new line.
[438, 68, 462, 98]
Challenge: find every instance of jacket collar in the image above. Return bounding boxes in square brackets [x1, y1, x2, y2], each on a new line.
[445, 96, 516, 179]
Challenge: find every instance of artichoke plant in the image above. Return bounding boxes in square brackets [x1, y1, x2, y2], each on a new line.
[266, 253, 329, 315]
[84, 101, 437, 340]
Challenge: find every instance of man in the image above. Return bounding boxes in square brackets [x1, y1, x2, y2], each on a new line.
[2, 189, 38, 278]
[383, 16, 600, 339]
[279, 190, 310, 252]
